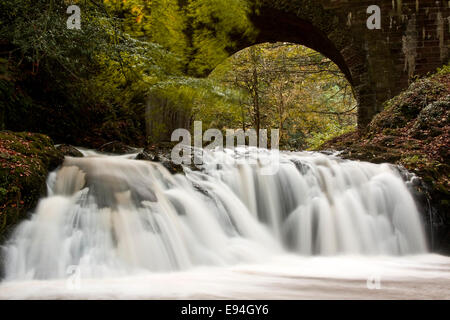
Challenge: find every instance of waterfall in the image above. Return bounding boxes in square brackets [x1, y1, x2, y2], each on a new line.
[1, 149, 428, 281]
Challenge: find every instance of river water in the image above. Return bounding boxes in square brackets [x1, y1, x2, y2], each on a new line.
[0, 149, 448, 299]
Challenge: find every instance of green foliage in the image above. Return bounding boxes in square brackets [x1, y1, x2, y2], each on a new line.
[306, 124, 355, 151]
[145, 77, 244, 142]
[209, 43, 357, 149]
[105, 0, 189, 60]
[0, 0, 114, 142]
[186, 0, 257, 76]
[104, 0, 256, 76]
[0, 0, 356, 151]
[436, 62, 450, 76]
[0, 0, 110, 78]
[0, 0, 186, 146]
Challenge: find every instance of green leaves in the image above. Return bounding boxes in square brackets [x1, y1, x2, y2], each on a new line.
[186, 0, 257, 76]
[1, 0, 357, 150]
[208, 42, 357, 149]
[105, 0, 188, 62]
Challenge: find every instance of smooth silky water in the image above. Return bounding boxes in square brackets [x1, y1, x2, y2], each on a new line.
[0, 149, 449, 299]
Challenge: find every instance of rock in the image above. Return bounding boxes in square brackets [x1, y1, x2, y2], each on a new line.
[98, 141, 136, 154]
[157, 154, 184, 175]
[136, 143, 186, 174]
[56, 144, 83, 157]
[0, 131, 64, 240]
[413, 99, 449, 131]
[135, 151, 156, 161]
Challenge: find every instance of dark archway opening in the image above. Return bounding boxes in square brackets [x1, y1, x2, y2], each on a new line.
[233, 8, 354, 86]
[208, 42, 357, 150]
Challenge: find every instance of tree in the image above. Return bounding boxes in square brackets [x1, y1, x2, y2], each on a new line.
[209, 43, 357, 149]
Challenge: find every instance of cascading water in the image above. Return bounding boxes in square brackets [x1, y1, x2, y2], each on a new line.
[1, 148, 428, 282]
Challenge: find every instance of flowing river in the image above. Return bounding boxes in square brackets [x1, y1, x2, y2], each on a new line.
[0, 149, 449, 299]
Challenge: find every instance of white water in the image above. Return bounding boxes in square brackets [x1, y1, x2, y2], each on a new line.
[1, 148, 447, 300]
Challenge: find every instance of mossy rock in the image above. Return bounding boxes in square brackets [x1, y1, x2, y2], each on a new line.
[413, 99, 449, 131]
[56, 144, 83, 158]
[0, 131, 64, 239]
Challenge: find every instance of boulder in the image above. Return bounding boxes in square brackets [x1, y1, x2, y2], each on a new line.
[136, 143, 185, 174]
[0, 131, 64, 240]
[135, 150, 156, 161]
[98, 141, 136, 154]
[56, 144, 83, 157]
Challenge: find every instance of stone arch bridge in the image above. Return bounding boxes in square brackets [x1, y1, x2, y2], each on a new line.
[213, 0, 450, 128]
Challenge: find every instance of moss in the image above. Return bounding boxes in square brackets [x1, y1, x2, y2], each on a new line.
[0, 131, 63, 239]
[402, 154, 423, 165]
[382, 128, 400, 136]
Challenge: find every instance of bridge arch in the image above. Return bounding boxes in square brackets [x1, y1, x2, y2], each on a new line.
[207, 0, 450, 128]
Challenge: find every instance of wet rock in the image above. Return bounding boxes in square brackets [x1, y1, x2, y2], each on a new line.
[156, 154, 184, 175]
[56, 144, 83, 158]
[98, 141, 136, 154]
[137, 143, 185, 174]
[135, 151, 156, 161]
